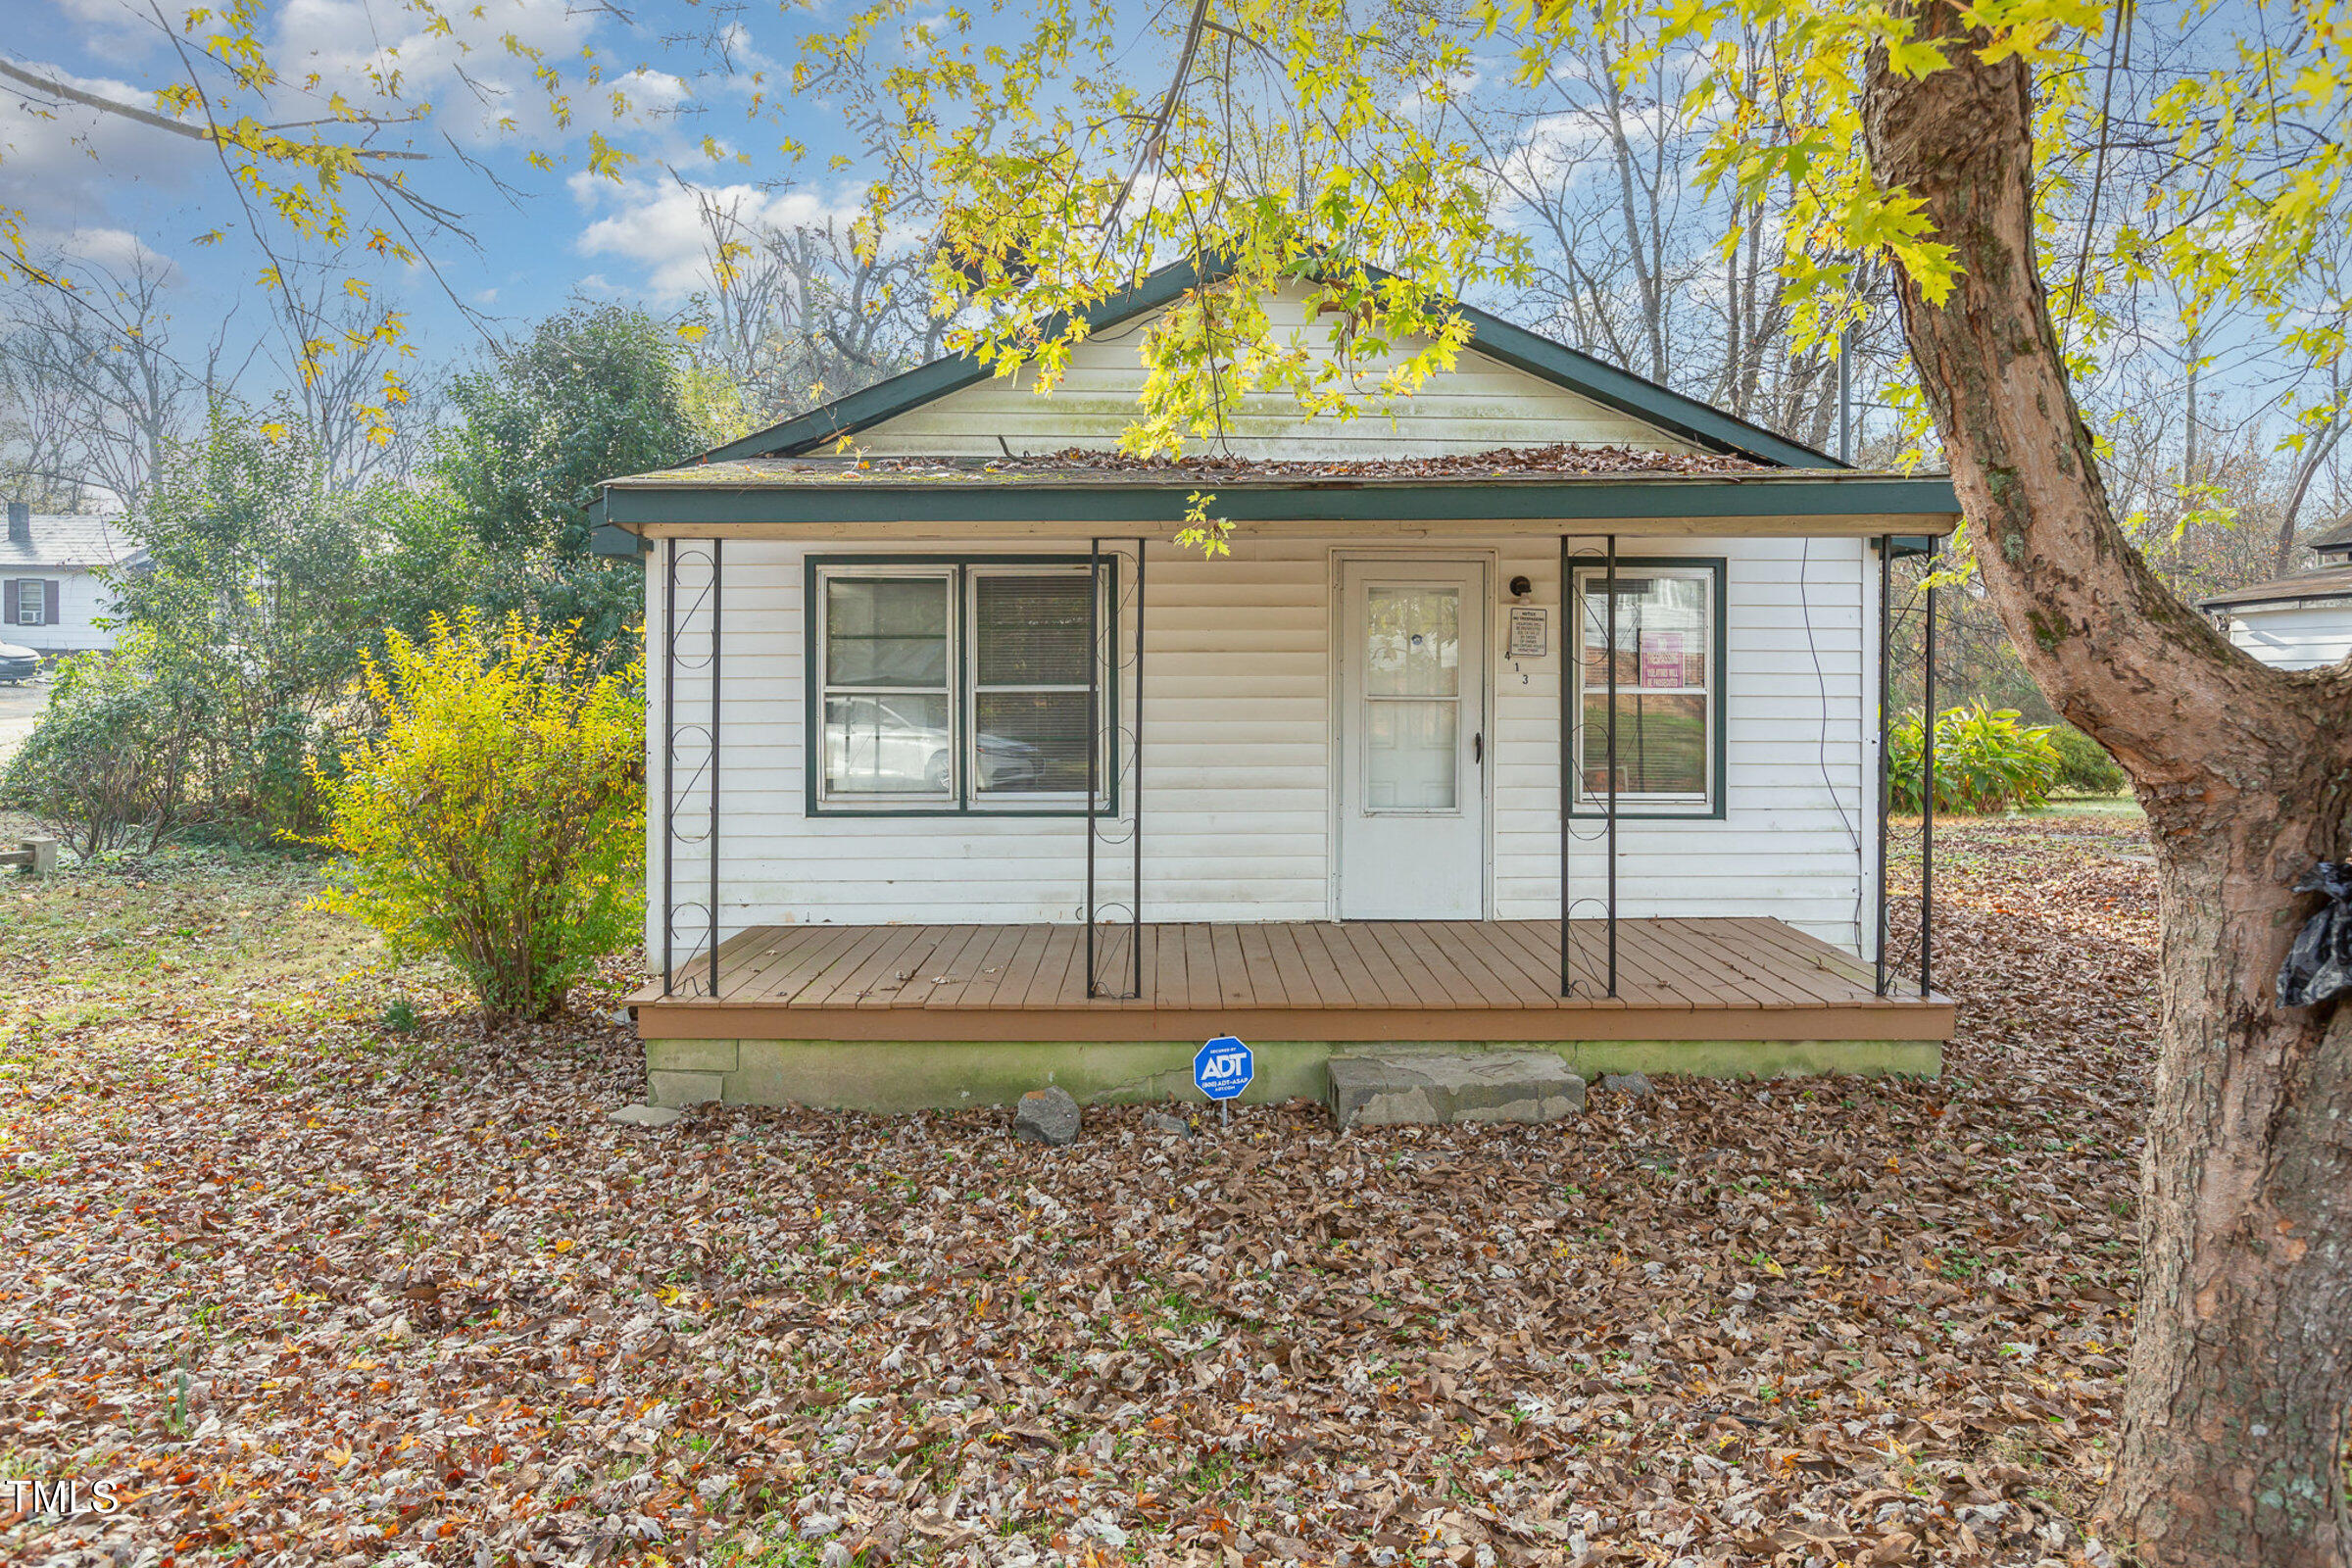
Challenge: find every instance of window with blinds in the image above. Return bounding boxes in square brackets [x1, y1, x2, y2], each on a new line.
[810, 559, 1109, 812]
[1573, 561, 1725, 815]
[970, 569, 1097, 797]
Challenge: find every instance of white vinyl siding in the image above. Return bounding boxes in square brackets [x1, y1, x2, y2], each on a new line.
[2224, 602, 2352, 671]
[648, 533, 1882, 956]
[0, 567, 117, 651]
[849, 284, 1701, 461]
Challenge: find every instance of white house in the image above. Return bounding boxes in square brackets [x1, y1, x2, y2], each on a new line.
[1, 502, 143, 657]
[593, 263, 1961, 1112]
[2200, 519, 2352, 670]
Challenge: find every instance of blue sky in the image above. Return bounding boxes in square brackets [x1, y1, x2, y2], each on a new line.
[2, 0, 2324, 490]
[1, 0, 870, 384]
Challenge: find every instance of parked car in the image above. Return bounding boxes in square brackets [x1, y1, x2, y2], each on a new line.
[0, 640, 39, 684]
[823, 697, 1049, 794]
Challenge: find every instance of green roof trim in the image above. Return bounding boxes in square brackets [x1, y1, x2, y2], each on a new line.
[601, 474, 1959, 529]
[689, 257, 1843, 470]
[587, 495, 648, 558]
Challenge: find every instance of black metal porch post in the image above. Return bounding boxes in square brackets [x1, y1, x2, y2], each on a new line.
[1132, 536, 1146, 1002]
[1085, 536, 1102, 998]
[708, 538, 721, 999]
[661, 537, 676, 997]
[1604, 532, 1619, 999]
[1559, 534, 1572, 997]
[1875, 536, 1891, 998]
[1921, 571, 1937, 999]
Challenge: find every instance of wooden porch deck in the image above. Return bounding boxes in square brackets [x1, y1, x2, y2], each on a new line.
[632, 918, 1954, 1044]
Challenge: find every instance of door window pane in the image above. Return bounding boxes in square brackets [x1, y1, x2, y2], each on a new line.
[825, 577, 950, 686]
[1583, 693, 1707, 797]
[1365, 700, 1457, 809]
[823, 694, 954, 795]
[1366, 586, 1459, 696]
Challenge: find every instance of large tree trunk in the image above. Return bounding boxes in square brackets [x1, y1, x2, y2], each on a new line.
[1860, 7, 2352, 1565]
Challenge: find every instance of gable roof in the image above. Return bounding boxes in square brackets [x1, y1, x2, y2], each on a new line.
[2, 513, 144, 571]
[696, 258, 1845, 471]
[2308, 516, 2352, 557]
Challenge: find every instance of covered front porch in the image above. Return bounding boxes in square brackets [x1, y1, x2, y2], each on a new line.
[629, 916, 1952, 1110]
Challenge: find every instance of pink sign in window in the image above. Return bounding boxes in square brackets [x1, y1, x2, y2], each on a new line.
[1641, 630, 1688, 688]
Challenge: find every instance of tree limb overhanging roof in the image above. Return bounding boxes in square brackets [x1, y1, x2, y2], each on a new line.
[688, 256, 1851, 471]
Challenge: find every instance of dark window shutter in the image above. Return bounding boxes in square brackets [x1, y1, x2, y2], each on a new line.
[43, 580, 58, 626]
[2, 580, 17, 625]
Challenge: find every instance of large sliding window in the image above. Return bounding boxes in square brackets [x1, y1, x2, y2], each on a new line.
[1572, 559, 1726, 818]
[810, 557, 1111, 813]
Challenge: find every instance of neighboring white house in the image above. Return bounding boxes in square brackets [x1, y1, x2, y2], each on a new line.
[2200, 519, 2352, 670]
[1, 502, 144, 657]
[592, 262, 1964, 1112]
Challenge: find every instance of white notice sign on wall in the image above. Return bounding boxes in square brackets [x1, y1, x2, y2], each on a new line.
[1506, 606, 1549, 659]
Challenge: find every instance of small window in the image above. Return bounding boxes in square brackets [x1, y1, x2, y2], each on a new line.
[1574, 560, 1724, 816]
[811, 559, 1110, 813]
[819, 570, 955, 801]
[17, 579, 44, 626]
[969, 567, 1098, 798]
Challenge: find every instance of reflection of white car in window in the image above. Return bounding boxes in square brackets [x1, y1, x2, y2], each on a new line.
[827, 698, 1048, 792]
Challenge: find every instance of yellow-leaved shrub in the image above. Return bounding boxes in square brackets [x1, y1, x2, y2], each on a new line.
[308, 612, 644, 1025]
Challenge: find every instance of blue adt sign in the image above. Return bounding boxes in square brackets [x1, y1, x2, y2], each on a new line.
[1194, 1036, 1253, 1102]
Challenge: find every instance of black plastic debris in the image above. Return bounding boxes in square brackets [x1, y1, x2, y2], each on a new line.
[2277, 861, 2352, 1008]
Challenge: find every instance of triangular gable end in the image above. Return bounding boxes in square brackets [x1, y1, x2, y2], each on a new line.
[697, 259, 1841, 469]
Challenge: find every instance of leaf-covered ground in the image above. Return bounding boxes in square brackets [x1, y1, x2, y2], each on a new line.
[2, 818, 2157, 1568]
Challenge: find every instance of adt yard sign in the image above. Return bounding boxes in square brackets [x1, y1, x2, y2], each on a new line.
[1194, 1036, 1253, 1102]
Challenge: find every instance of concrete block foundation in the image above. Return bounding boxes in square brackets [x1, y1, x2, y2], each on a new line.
[640, 1036, 1941, 1112]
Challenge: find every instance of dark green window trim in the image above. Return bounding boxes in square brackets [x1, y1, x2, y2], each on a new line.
[1568, 556, 1731, 822]
[802, 552, 1119, 819]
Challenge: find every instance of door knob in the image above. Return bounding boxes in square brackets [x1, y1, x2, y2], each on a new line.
[1473, 731, 1484, 764]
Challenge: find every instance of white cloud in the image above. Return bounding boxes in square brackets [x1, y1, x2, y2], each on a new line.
[270, 0, 625, 147]
[572, 175, 861, 303]
[62, 223, 173, 275]
[47, 0, 164, 57]
[0, 62, 209, 220]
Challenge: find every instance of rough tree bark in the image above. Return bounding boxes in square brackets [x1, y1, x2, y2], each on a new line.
[1860, 5, 2352, 1564]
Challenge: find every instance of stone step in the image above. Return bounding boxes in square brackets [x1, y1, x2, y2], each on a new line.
[1327, 1052, 1586, 1129]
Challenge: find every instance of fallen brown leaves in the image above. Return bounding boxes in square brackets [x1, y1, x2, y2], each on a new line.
[760, 445, 1764, 482]
[1, 817, 2155, 1568]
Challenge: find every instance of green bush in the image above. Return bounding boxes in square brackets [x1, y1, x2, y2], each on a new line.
[1888, 703, 2062, 815]
[0, 637, 205, 858]
[101, 411, 427, 835]
[305, 612, 645, 1026]
[2047, 721, 2129, 796]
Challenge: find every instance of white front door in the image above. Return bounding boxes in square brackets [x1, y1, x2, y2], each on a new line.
[1337, 559, 1488, 919]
